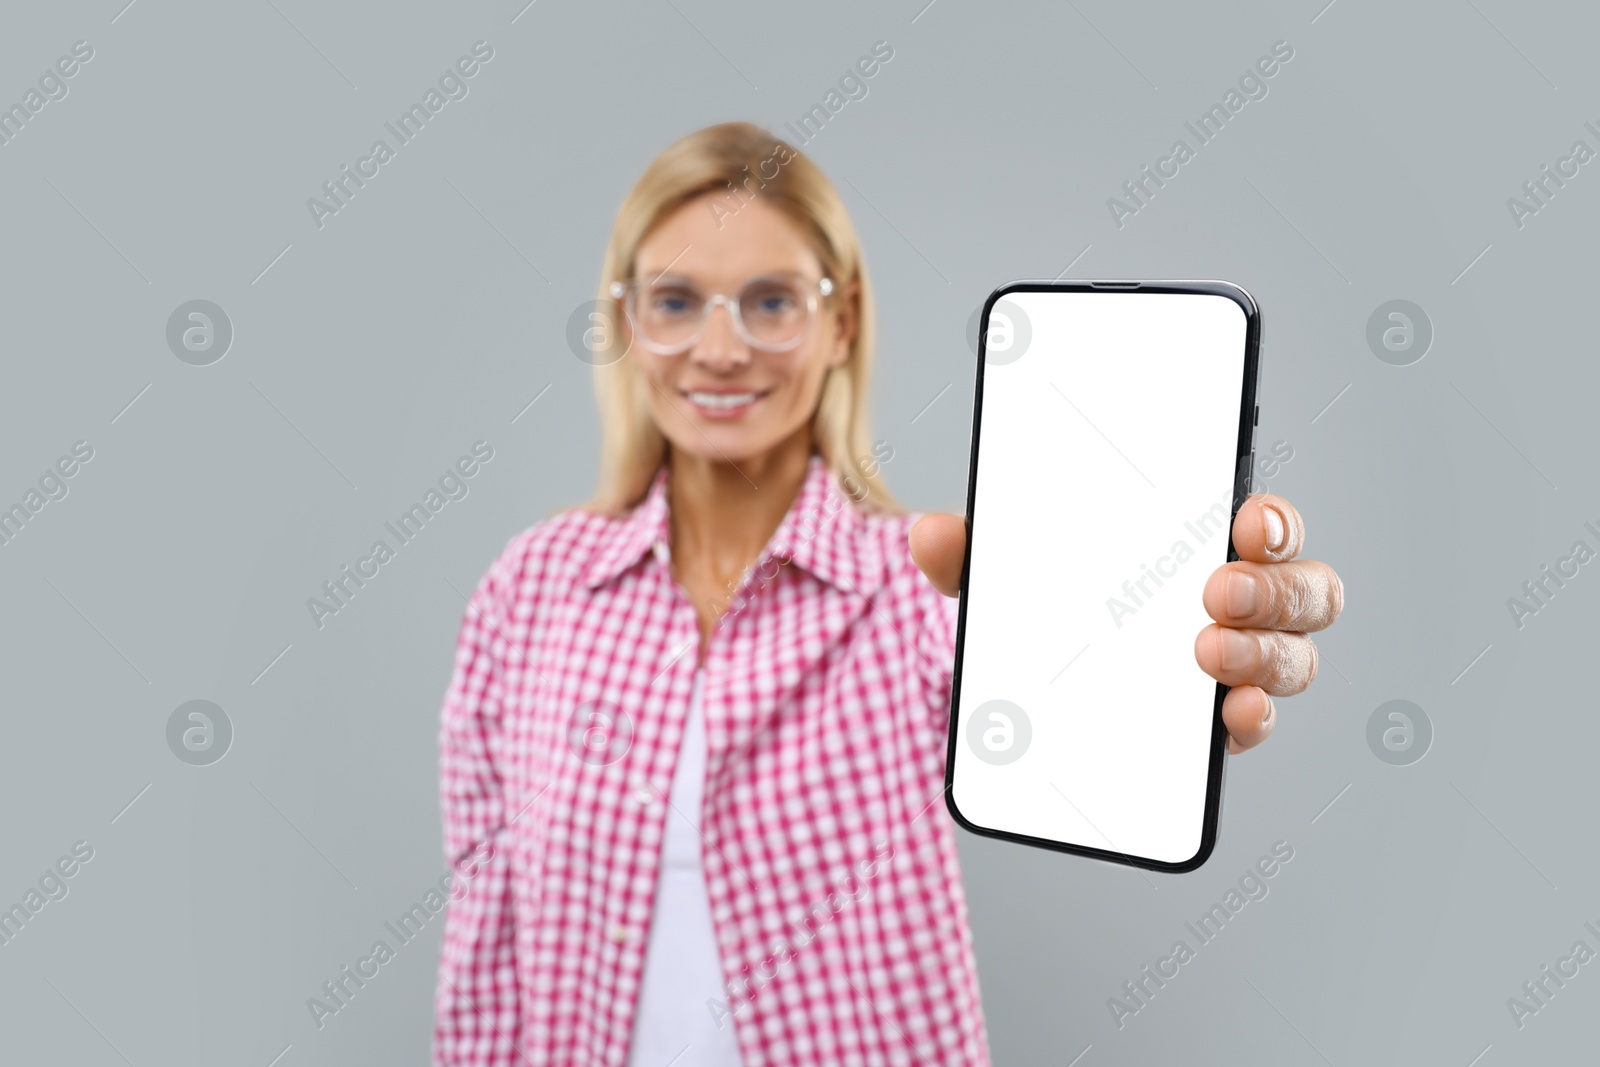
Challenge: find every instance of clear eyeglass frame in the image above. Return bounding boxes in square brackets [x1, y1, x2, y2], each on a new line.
[607, 273, 834, 356]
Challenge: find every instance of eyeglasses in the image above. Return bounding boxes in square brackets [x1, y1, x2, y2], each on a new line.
[608, 272, 834, 356]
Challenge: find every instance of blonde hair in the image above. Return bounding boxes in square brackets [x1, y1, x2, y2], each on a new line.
[581, 121, 902, 517]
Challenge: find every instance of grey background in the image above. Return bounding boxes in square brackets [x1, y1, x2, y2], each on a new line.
[0, 0, 1592, 1064]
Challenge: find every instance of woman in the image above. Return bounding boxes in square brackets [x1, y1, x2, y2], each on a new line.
[433, 122, 1343, 1067]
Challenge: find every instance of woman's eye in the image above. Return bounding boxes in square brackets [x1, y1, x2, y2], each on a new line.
[651, 294, 693, 315]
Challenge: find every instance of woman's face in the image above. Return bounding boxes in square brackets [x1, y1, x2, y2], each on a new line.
[623, 193, 854, 467]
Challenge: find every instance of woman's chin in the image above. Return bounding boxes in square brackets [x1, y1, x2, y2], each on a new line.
[665, 426, 789, 468]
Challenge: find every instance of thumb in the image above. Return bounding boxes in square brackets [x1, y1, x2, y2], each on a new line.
[909, 513, 966, 598]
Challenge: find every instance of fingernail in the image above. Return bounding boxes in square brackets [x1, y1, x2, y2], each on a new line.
[1219, 628, 1256, 672]
[1224, 572, 1262, 619]
[1262, 504, 1288, 552]
[1261, 697, 1275, 728]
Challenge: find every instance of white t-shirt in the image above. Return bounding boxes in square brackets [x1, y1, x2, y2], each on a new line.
[627, 666, 746, 1067]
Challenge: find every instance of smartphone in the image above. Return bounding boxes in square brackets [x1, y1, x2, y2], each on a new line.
[945, 280, 1261, 872]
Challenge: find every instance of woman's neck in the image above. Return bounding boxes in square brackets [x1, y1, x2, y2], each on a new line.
[667, 430, 814, 585]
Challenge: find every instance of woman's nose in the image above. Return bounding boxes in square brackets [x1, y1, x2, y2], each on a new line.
[690, 301, 751, 368]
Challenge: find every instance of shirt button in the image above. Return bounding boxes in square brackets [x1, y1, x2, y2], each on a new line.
[652, 540, 670, 565]
[611, 925, 629, 943]
[634, 785, 654, 805]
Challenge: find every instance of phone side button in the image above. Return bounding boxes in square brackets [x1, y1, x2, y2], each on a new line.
[1254, 404, 1259, 426]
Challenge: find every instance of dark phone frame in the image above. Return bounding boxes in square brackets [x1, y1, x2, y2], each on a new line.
[943, 279, 1262, 873]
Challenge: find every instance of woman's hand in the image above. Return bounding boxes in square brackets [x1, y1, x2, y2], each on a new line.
[1193, 494, 1342, 753]
[908, 493, 1344, 756]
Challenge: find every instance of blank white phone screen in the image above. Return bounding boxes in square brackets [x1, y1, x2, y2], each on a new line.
[952, 289, 1249, 867]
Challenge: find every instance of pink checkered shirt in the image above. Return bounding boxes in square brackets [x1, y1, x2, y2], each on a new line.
[434, 451, 988, 1066]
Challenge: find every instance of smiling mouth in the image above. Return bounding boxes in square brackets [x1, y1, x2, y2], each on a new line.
[681, 388, 771, 411]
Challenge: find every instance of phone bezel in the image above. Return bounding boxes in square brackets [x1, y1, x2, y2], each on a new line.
[944, 279, 1262, 873]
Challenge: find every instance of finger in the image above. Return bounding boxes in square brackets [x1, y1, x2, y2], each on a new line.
[1221, 686, 1275, 753]
[1194, 624, 1319, 696]
[1202, 559, 1345, 633]
[909, 512, 966, 598]
[1230, 493, 1305, 564]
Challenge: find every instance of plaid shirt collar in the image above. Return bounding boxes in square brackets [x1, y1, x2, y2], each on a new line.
[579, 451, 888, 598]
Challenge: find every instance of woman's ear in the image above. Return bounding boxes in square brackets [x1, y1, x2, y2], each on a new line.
[829, 278, 860, 368]
[611, 295, 634, 353]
